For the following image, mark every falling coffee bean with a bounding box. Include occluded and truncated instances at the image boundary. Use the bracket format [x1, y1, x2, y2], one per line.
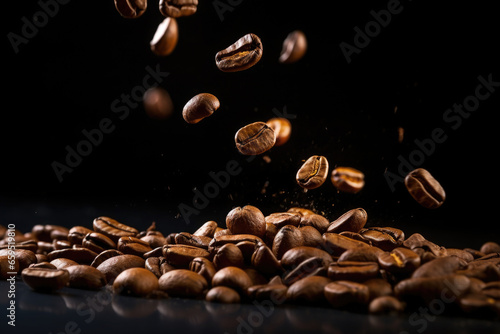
[404, 168, 446, 209]
[266, 117, 292, 146]
[330, 167, 365, 194]
[150, 17, 178, 56]
[235, 122, 276, 155]
[182, 93, 220, 124]
[114, 0, 147, 19]
[296, 155, 329, 190]
[215, 33, 263, 72]
[143, 87, 174, 120]
[279, 30, 307, 64]
[159, 0, 198, 18]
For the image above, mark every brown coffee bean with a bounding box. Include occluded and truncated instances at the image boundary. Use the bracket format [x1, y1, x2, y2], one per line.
[114, 0, 147, 18]
[405, 168, 446, 209]
[96, 254, 145, 284]
[174, 232, 211, 249]
[279, 30, 307, 64]
[213, 228, 232, 238]
[263, 223, 279, 248]
[162, 244, 210, 268]
[29, 262, 57, 269]
[251, 243, 283, 275]
[21, 267, 70, 291]
[66, 265, 107, 290]
[0, 249, 37, 271]
[247, 284, 288, 303]
[446, 248, 475, 262]
[328, 261, 379, 282]
[53, 239, 71, 250]
[189, 257, 217, 284]
[47, 248, 98, 265]
[330, 167, 365, 194]
[377, 247, 421, 275]
[296, 155, 329, 190]
[226, 205, 266, 238]
[50, 258, 79, 270]
[0, 255, 19, 279]
[182, 93, 220, 124]
[412, 256, 466, 278]
[113, 267, 159, 297]
[213, 243, 244, 270]
[209, 234, 263, 252]
[150, 17, 178, 57]
[140, 231, 166, 249]
[159, 269, 207, 298]
[299, 226, 323, 248]
[480, 241, 500, 255]
[338, 246, 383, 263]
[266, 118, 292, 146]
[369, 296, 405, 315]
[459, 293, 500, 317]
[403, 233, 447, 257]
[215, 33, 263, 72]
[35, 254, 48, 263]
[324, 281, 370, 308]
[68, 226, 93, 245]
[395, 274, 470, 304]
[287, 207, 316, 216]
[272, 225, 304, 259]
[359, 227, 405, 251]
[286, 276, 331, 304]
[364, 278, 393, 301]
[322, 233, 371, 257]
[90, 249, 123, 268]
[0, 240, 38, 253]
[265, 212, 301, 228]
[145, 257, 162, 278]
[327, 208, 367, 234]
[206, 286, 241, 304]
[37, 241, 54, 254]
[159, 0, 198, 18]
[143, 87, 174, 120]
[235, 241, 257, 264]
[193, 221, 218, 238]
[82, 232, 117, 254]
[280, 246, 333, 269]
[32, 224, 68, 242]
[93, 217, 138, 243]
[243, 268, 268, 286]
[50, 228, 69, 241]
[235, 122, 276, 155]
[298, 214, 330, 234]
[283, 257, 328, 285]
[212, 266, 253, 294]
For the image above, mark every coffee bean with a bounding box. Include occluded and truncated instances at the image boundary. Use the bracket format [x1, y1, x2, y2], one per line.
[330, 167, 365, 194]
[272, 225, 304, 259]
[279, 30, 307, 64]
[446, 248, 475, 263]
[175, 232, 211, 249]
[162, 244, 210, 268]
[213, 243, 244, 270]
[412, 256, 467, 278]
[324, 281, 370, 308]
[143, 87, 174, 120]
[405, 168, 446, 209]
[287, 207, 316, 217]
[338, 246, 383, 263]
[377, 247, 421, 275]
[0, 249, 37, 271]
[140, 231, 166, 249]
[0, 255, 19, 279]
[364, 278, 393, 301]
[82, 232, 117, 254]
[206, 286, 241, 304]
[328, 261, 379, 282]
[209, 234, 263, 252]
[235, 241, 256, 264]
[247, 283, 288, 303]
[159, 0, 198, 18]
[459, 293, 500, 318]
[287, 276, 331, 304]
[114, 0, 147, 18]
[182, 93, 220, 124]
[68, 226, 94, 245]
[93, 217, 138, 243]
[113, 267, 159, 297]
[235, 122, 276, 155]
[21, 267, 70, 291]
[159, 269, 208, 298]
[29, 262, 57, 270]
[283, 257, 328, 285]
[212, 266, 253, 295]
[327, 208, 367, 234]
[251, 243, 283, 275]
[299, 226, 323, 248]
[395, 274, 470, 304]
[53, 239, 71, 250]
[47, 248, 98, 265]
[50, 258, 79, 270]
[90, 249, 123, 268]
[215, 33, 263, 72]
[145, 257, 162, 278]
[280, 246, 333, 269]
[296, 155, 329, 190]
[403, 233, 447, 257]
[226, 205, 266, 238]
[480, 241, 500, 255]
[265, 212, 301, 228]
[322, 233, 371, 257]
[96, 254, 145, 284]
[150, 17, 178, 56]
[368, 296, 405, 315]
[298, 213, 330, 234]
[66, 264, 107, 290]
[266, 117, 292, 146]
[32, 224, 68, 242]
[189, 257, 217, 284]
[193, 221, 218, 238]
[359, 227, 405, 251]
[0, 240, 37, 253]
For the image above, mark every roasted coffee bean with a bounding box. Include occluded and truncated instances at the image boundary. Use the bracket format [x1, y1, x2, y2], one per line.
[446, 248, 475, 262]
[50, 228, 69, 241]
[247, 283, 288, 303]
[0, 240, 37, 253]
[283, 257, 328, 285]
[235, 241, 257, 264]
[163, 244, 210, 268]
[265, 212, 301, 228]
[377, 247, 420, 275]
[143, 87, 174, 120]
[324, 281, 370, 308]
[213, 228, 231, 238]
[368, 296, 405, 315]
[459, 293, 500, 318]
[480, 241, 500, 255]
[150, 17, 178, 57]
[68, 226, 94, 245]
[0, 255, 19, 279]
[140, 231, 166, 249]
[299, 226, 323, 248]
[266, 117, 291, 146]
[114, 0, 147, 18]
[298, 214, 330, 234]
[66, 265, 107, 290]
[82, 232, 117, 254]
[404, 234, 447, 259]
[145, 257, 162, 278]
[175, 232, 211, 249]
[96, 254, 145, 284]
[328, 261, 379, 282]
[226, 205, 266, 238]
[209, 234, 263, 252]
[160, 257, 176, 275]
[32, 224, 68, 242]
[359, 227, 404, 251]
[159, 0, 198, 18]
[235, 122, 276, 155]
[338, 246, 383, 263]
[29, 262, 57, 269]
[53, 239, 71, 250]
[37, 241, 54, 254]
[212, 266, 253, 294]
[0, 248, 37, 271]
[50, 258, 79, 270]
[35, 254, 48, 263]
[93, 217, 138, 243]
[113, 267, 159, 297]
[330, 167, 365, 194]
[182, 93, 220, 124]
[251, 243, 283, 275]
[47, 248, 98, 265]
[287, 207, 316, 217]
[279, 30, 307, 64]
[193, 221, 218, 238]
[296, 155, 329, 189]
[21, 267, 70, 291]
[456, 265, 500, 282]
[213, 243, 244, 270]
[159, 269, 207, 298]
[280, 246, 333, 269]
[215, 33, 263, 72]
[90, 249, 123, 268]
[404, 168, 446, 209]
[243, 267, 268, 285]
[483, 282, 500, 299]
[322, 233, 371, 257]
[206, 286, 241, 304]
[287, 276, 331, 304]
[364, 278, 393, 301]
[411, 256, 466, 278]
[327, 208, 367, 234]
[272, 225, 304, 259]
[263, 223, 279, 248]
[189, 257, 217, 284]
[395, 274, 470, 304]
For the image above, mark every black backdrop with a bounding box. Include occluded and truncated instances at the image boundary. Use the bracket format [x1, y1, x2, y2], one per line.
[3, 0, 500, 248]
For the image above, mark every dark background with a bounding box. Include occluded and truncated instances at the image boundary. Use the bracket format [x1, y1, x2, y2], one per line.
[3, 0, 500, 249]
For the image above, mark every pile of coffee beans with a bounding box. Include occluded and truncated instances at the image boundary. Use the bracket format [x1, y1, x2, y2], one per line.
[1, 208, 499, 320]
